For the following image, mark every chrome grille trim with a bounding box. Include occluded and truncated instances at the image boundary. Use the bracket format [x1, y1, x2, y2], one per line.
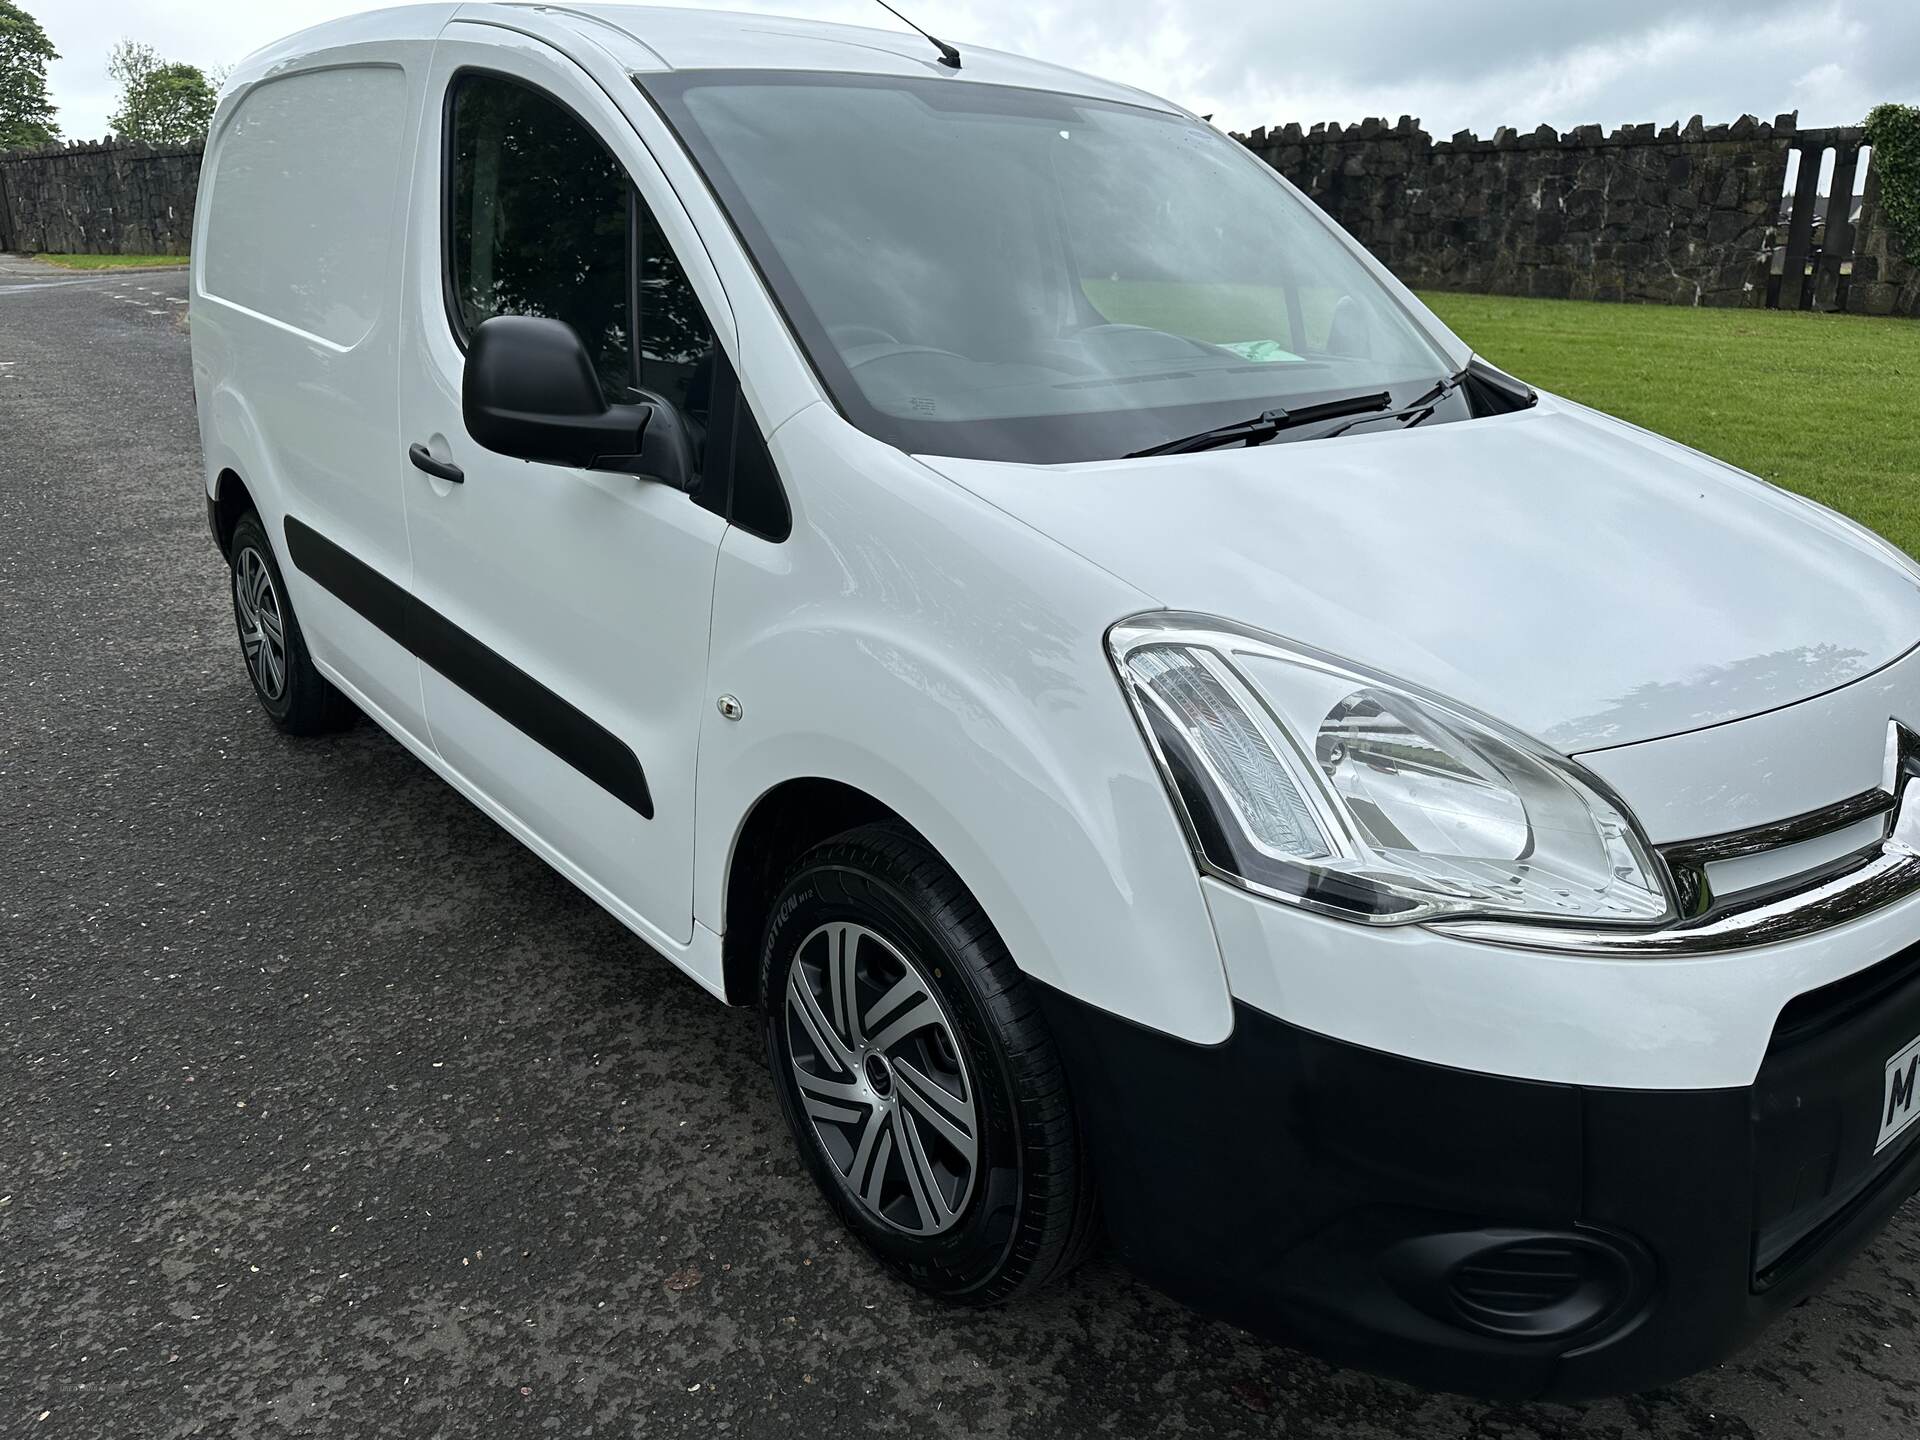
[1661, 789, 1895, 870]
[1664, 792, 1895, 923]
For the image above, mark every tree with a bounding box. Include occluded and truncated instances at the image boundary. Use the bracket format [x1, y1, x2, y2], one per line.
[107, 38, 217, 145]
[107, 39, 159, 93]
[0, 0, 60, 148]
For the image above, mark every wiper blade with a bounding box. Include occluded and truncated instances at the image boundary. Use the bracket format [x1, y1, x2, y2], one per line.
[1323, 372, 1463, 439]
[1125, 391, 1392, 458]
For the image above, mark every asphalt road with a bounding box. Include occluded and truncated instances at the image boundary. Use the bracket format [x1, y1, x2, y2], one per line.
[5, 253, 1920, 1439]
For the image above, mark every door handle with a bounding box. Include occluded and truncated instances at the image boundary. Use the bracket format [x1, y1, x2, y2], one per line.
[408, 443, 464, 484]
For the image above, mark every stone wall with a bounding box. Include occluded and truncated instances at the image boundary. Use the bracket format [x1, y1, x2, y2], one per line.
[1848, 148, 1920, 318]
[0, 138, 202, 256]
[1239, 114, 1919, 317]
[2, 118, 1914, 317]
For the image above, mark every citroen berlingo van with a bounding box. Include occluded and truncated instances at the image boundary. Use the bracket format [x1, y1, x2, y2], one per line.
[192, 3, 1920, 1399]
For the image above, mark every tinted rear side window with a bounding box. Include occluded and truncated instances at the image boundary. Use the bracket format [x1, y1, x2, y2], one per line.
[202, 65, 408, 347]
[447, 73, 632, 400]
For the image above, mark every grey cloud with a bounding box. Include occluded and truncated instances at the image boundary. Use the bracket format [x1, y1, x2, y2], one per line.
[35, 0, 1920, 145]
[964, 0, 1917, 135]
[1188, 0, 1810, 94]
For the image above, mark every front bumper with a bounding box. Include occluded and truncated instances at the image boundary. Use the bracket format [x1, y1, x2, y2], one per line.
[1038, 939, 1920, 1399]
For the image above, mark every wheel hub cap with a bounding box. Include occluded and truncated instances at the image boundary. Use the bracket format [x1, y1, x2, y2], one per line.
[784, 922, 979, 1235]
[234, 547, 287, 701]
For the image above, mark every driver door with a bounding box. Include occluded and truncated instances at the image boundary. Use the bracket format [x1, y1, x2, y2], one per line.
[397, 32, 732, 947]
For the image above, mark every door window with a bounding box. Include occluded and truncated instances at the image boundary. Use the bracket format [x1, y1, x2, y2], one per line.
[635, 203, 716, 430]
[447, 72, 634, 400]
[443, 71, 729, 488]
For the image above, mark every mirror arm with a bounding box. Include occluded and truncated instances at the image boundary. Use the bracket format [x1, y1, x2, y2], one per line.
[580, 402, 656, 472]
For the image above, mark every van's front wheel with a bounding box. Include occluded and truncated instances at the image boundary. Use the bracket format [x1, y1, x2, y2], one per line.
[761, 823, 1096, 1304]
[226, 512, 357, 734]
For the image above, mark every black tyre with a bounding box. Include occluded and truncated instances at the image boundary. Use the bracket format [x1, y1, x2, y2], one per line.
[761, 822, 1096, 1303]
[226, 512, 357, 735]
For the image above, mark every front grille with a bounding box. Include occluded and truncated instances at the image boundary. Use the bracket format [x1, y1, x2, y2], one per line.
[1660, 788, 1893, 923]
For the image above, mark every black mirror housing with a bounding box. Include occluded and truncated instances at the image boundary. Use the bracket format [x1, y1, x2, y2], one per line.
[463, 315, 690, 489]
[628, 396, 696, 490]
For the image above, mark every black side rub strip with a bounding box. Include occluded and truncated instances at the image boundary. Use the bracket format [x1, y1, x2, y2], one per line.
[282, 516, 654, 819]
[285, 515, 412, 647]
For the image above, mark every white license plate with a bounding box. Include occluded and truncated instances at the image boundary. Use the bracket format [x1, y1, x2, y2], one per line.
[1879, 1035, 1920, 1154]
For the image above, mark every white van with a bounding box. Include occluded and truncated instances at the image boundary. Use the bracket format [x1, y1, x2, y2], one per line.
[192, 4, 1920, 1399]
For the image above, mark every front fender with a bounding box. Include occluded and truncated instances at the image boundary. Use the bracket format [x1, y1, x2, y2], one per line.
[695, 406, 1234, 1044]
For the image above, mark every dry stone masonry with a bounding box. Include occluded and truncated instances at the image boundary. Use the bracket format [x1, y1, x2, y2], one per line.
[1, 118, 1914, 316]
[1240, 113, 1919, 317]
[0, 138, 201, 256]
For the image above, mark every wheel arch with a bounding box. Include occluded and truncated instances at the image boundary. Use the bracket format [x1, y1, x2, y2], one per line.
[719, 776, 920, 1007]
[199, 382, 283, 529]
[209, 467, 256, 558]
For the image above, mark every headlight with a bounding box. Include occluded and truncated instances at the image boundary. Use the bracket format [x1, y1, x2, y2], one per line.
[1111, 614, 1672, 927]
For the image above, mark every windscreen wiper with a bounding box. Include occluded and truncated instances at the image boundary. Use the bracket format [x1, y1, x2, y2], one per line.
[1125, 390, 1392, 458]
[1322, 373, 1463, 439]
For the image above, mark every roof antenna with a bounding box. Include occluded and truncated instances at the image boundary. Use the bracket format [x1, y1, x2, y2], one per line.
[873, 0, 961, 69]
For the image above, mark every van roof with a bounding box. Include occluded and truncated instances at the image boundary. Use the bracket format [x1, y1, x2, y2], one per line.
[515, 4, 1169, 106]
[230, 4, 1181, 116]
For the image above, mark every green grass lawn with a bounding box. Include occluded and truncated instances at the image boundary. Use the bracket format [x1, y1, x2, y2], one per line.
[34, 253, 188, 270]
[1419, 292, 1920, 555]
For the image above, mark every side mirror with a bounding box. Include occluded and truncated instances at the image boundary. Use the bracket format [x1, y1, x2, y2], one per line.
[462, 315, 692, 489]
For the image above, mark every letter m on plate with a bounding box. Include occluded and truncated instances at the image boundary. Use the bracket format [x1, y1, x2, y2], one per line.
[1879, 1036, 1920, 1154]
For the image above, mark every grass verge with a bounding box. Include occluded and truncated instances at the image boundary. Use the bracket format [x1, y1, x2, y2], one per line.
[1420, 291, 1920, 555]
[33, 253, 188, 271]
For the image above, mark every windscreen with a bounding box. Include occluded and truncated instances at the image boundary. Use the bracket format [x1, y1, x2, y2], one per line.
[646, 71, 1458, 463]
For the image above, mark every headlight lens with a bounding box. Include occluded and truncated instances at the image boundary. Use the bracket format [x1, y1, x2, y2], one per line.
[1113, 615, 1672, 927]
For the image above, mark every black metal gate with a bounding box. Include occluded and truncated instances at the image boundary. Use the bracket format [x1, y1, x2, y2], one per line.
[1767, 126, 1872, 311]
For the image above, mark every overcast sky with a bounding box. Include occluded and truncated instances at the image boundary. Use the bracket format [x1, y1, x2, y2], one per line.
[37, 0, 1920, 144]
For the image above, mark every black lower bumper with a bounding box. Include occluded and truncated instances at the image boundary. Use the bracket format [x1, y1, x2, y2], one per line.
[1037, 940, 1920, 1400]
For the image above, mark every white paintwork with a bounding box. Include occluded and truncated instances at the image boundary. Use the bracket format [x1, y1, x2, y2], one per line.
[535, 2, 1169, 104]
[1207, 874, 1920, 1089]
[396, 23, 732, 947]
[192, 7, 455, 742]
[692, 402, 1232, 1042]
[917, 401, 1920, 754]
[201, 66, 407, 348]
[193, 4, 1920, 1080]
[1581, 641, 1920, 841]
